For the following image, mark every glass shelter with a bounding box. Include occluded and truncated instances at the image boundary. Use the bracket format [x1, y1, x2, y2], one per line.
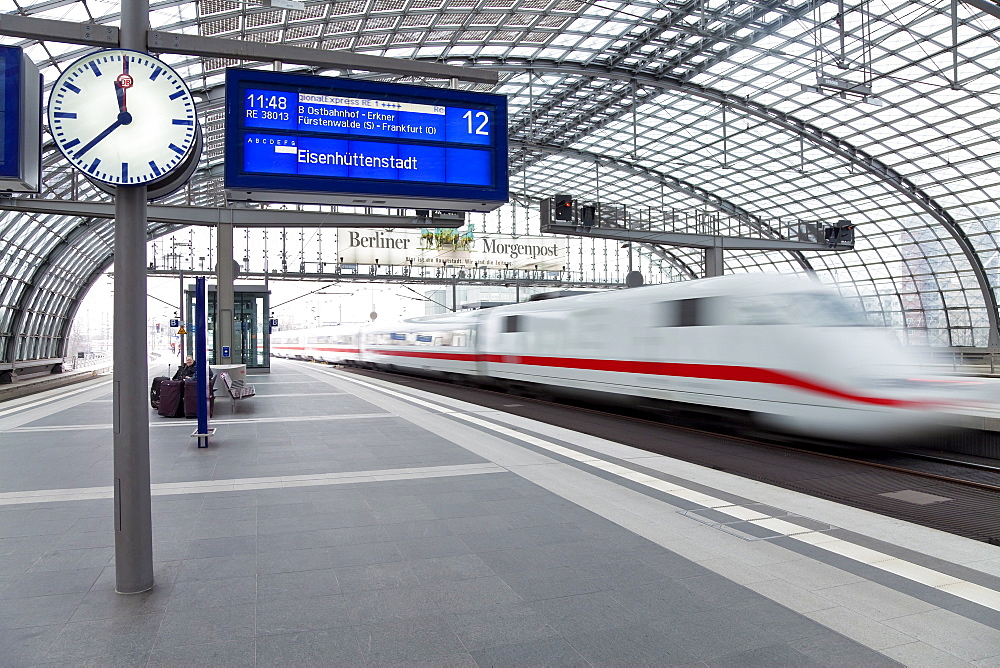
[185, 283, 271, 371]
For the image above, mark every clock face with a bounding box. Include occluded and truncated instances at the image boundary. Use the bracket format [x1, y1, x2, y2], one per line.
[48, 49, 198, 186]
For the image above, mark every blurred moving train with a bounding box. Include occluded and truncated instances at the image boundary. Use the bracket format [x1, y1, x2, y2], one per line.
[272, 274, 995, 443]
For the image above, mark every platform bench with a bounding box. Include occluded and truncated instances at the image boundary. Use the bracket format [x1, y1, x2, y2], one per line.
[219, 371, 255, 411]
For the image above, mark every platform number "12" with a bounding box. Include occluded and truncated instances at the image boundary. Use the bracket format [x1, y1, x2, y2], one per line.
[462, 111, 489, 136]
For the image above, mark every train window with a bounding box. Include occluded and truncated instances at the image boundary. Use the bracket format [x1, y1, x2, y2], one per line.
[657, 298, 707, 326]
[678, 299, 701, 326]
[731, 293, 872, 326]
[657, 298, 712, 326]
[792, 293, 873, 326]
[730, 295, 790, 325]
[503, 315, 521, 333]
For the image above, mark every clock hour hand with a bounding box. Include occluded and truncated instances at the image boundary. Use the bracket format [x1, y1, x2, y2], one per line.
[75, 114, 131, 159]
[115, 57, 129, 113]
[115, 80, 126, 114]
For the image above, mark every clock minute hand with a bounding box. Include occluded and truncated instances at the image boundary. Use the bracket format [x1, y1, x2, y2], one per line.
[75, 118, 125, 159]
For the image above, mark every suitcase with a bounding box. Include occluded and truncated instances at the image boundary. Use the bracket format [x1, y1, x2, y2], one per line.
[183, 378, 214, 418]
[150, 376, 168, 409]
[157, 379, 184, 418]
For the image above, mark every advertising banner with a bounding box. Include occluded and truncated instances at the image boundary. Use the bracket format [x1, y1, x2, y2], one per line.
[337, 228, 565, 270]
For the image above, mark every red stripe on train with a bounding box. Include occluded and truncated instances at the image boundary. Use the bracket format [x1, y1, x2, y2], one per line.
[365, 348, 929, 408]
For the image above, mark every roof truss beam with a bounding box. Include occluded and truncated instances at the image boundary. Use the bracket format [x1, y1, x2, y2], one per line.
[512, 140, 815, 274]
[0, 199, 465, 229]
[0, 14, 496, 84]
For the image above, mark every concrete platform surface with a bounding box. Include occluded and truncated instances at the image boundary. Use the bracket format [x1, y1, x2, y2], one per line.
[0, 358, 999, 666]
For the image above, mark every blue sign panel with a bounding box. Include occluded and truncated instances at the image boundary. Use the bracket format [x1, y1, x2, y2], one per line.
[221, 346, 231, 358]
[225, 69, 508, 211]
[169, 318, 180, 327]
[0, 48, 16, 179]
[0, 46, 40, 192]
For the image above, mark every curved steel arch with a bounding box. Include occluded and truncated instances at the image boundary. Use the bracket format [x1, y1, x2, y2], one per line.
[58, 256, 116, 358]
[511, 139, 817, 277]
[8, 212, 191, 363]
[2, 215, 105, 365]
[486, 61, 1000, 345]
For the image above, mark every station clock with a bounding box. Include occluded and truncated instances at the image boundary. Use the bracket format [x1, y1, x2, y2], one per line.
[48, 49, 199, 188]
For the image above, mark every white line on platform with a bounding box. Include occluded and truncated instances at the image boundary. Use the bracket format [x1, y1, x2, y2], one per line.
[5, 412, 399, 433]
[0, 462, 504, 506]
[316, 365, 1000, 615]
[251, 391, 349, 398]
[0, 379, 111, 418]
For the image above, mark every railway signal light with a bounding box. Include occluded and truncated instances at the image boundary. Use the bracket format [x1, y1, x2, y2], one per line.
[554, 195, 574, 221]
[824, 220, 855, 247]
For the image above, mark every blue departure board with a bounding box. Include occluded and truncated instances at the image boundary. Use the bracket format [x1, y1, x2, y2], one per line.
[0, 46, 40, 192]
[225, 70, 508, 211]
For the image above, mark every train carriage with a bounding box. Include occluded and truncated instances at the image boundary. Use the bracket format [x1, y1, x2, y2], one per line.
[361, 311, 481, 379]
[272, 275, 996, 443]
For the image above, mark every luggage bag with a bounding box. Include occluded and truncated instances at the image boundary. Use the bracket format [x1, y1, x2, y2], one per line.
[183, 378, 214, 418]
[157, 379, 184, 418]
[150, 376, 169, 409]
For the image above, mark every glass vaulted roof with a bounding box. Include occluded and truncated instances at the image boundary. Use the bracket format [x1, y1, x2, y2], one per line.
[2, 0, 1000, 362]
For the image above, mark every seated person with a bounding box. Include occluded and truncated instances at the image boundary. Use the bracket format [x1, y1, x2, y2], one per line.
[173, 356, 196, 380]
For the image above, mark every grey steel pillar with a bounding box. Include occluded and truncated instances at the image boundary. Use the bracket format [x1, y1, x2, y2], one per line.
[113, 186, 153, 593]
[178, 270, 185, 360]
[704, 245, 724, 278]
[114, 0, 154, 594]
[217, 222, 234, 363]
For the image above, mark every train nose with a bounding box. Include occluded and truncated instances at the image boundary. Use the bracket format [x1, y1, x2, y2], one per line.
[856, 372, 1000, 411]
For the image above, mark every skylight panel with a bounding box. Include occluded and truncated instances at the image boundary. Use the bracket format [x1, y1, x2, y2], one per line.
[594, 20, 630, 36]
[567, 17, 600, 32]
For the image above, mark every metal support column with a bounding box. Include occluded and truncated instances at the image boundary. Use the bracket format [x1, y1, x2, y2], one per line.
[178, 270, 185, 360]
[193, 277, 213, 448]
[217, 222, 234, 363]
[113, 188, 153, 592]
[113, 0, 154, 595]
[704, 245, 724, 278]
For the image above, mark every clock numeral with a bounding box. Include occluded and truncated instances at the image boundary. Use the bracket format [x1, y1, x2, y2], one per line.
[150, 66, 163, 81]
[168, 143, 185, 155]
[172, 119, 194, 126]
[54, 112, 77, 119]
[89, 62, 102, 77]
[122, 163, 129, 182]
[64, 138, 80, 150]
[149, 161, 161, 177]
[64, 82, 81, 94]
[169, 90, 185, 101]
[87, 158, 101, 174]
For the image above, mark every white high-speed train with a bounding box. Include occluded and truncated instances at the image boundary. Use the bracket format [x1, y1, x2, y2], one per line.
[272, 274, 993, 443]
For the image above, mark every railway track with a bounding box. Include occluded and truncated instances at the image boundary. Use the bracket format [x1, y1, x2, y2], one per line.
[333, 364, 1000, 544]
